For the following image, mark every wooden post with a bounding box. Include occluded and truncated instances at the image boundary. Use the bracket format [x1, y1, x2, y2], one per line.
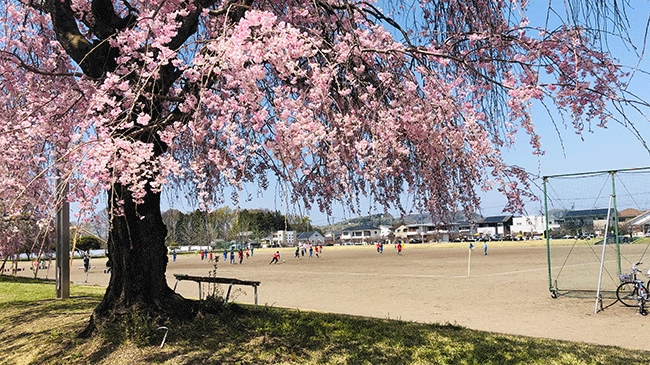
[225, 283, 233, 303]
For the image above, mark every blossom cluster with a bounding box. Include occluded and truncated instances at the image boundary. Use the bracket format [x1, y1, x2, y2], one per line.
[0, 0, 631, 254]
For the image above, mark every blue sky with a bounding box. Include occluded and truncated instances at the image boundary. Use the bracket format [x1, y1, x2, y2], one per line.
[161, 2, 650, 226]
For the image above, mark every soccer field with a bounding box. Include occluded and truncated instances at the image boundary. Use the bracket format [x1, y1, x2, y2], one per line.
[11, 242, 650, 351]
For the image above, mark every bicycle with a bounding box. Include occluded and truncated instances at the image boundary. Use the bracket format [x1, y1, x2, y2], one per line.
[616, 262, 649, 315]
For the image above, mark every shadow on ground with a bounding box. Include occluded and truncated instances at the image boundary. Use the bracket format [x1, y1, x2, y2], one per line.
[1, 277, 649, 364]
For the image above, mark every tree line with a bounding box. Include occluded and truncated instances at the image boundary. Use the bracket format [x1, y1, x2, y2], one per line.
[162, 207, 321, 248]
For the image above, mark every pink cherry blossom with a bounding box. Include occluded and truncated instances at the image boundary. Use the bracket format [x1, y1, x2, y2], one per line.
[0, 0, 642, 318]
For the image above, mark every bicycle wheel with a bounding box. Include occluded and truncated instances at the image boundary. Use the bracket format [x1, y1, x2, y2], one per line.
[617, 282, 639, 307]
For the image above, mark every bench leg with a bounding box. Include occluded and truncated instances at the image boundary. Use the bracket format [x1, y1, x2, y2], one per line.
[225, 283, 233, 304]
[254, 286, 258, 308]
[173, 280, 179, 292]
[198, 282, 202, 301]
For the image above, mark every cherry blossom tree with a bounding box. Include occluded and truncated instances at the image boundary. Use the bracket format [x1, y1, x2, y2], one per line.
[0, 0, 645, 333]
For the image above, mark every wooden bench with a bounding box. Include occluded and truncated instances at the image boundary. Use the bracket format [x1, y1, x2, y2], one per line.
[173, 274, 261, 307]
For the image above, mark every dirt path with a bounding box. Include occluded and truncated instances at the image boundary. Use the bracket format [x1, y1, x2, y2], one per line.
[12, 243, 650, 351]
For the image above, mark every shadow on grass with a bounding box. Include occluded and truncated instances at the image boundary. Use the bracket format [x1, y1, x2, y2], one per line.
[0, 295, 99, 327]
[1, 278, 649, 364]
[0, 275, 55, 284]
[141, 304, 650, 365]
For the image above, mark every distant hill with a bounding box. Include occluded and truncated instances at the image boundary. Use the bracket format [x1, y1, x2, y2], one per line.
[318, 213, 398, 233]
[317, 211, 483, 233]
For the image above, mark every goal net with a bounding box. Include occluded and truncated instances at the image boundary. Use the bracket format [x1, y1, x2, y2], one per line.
[544, 167, 650, 299]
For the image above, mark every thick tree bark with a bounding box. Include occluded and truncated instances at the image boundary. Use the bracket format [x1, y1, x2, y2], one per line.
[81, 182, 196, 336]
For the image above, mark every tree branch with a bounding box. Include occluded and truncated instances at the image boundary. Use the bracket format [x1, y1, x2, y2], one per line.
[46, 0, 94, 67]
[91, 0, 136, 39]
[46, 0, 117, 78]
[167, 0, 220, 51]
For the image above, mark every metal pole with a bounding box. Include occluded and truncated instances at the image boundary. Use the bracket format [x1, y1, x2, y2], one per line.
[55, 175, 70, 300]
[611, 172, 622, 276]
[544, 177, 554, 295]
[595, 194, 613, 314]
[467, 243, 472, 277]
[543, 166, 650, 180]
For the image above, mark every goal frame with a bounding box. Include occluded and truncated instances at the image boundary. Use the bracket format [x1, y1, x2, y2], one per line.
[544, 166, 650, 299]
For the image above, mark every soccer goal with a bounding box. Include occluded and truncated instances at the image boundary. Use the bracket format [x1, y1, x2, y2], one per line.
[544, 167, 650, 301]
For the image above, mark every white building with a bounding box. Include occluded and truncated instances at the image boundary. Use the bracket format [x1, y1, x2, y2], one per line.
[272, 230, 295, 246]
[512, 215, 557, 237]
[393, 223, 451, 243]
[340, 225, 381, 243]
[393, 224, 409, 243]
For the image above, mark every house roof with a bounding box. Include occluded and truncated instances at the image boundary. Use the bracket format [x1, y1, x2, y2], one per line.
[619, 208, 643, 218]
[625, 210, 650, 226]
[405, 223, 439, 228]
[342, 225, 379, 231]
[480, 215, 513, 224]
[452, 220, 474, 227]
[563, 208, 611, 218]
[296, 231, 321, 240]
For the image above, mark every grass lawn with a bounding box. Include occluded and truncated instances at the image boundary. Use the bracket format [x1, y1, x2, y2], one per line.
[1, 275, 649, 364]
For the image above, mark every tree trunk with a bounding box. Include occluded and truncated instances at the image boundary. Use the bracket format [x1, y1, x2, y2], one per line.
[0, 255, 8, 275]
[81, 182, 195, 336]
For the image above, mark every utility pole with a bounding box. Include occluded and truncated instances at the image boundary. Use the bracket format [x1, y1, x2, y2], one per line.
[55, 175, 70, 299]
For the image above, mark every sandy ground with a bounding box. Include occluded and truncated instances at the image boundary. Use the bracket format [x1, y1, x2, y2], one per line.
[9, 243, 650, 351]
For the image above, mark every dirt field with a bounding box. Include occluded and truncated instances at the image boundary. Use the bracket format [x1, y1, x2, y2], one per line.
[9, 243, 650, 351]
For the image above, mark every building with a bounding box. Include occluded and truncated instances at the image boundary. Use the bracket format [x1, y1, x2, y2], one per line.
[401, 223, 452, 243]
[511, 215, 558, 237]
[340, 225, 381, 244]
[624, 210, 650, 236]
[324, 231, 341, 244]
[296, 231, 325, 245]
[560, 208, 611, 225]
[477, 215, 514, 237]
[379, 225, 393, 239]
[272, 230, 295, 246]
[618, 208, 643, 224]
[448, 220, 476, 241]
[393, 224, 409, 243]
[558, 208, 612, 235]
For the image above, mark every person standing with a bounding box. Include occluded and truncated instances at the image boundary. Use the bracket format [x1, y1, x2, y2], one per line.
[309, 246, 313, 258]
[173, 252, 177, 262]
[484, 242, 488, 256]
[397, 243, 402, 255]
[230, 250, 235, 264]
[238, 249, 244, 264]
[295, 247, 300, 259]
[315, 245, 319, 258]
[83, 255, 90, 283]
[223, 251, 228, 261]
[269, 251, 280, 264]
